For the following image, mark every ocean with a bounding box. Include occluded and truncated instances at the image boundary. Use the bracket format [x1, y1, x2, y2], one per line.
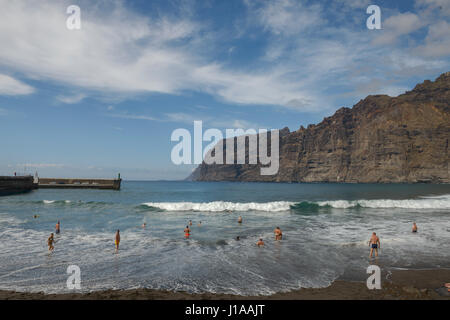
[0, 181, 449, 295]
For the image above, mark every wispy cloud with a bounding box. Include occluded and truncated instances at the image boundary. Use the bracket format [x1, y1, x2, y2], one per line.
[56, 93, 86, 104]
[14, 163, 66, 168]
[249, 0, 324, 36]
[106, 110, 263, 129]
[0, 0, 448, 112]
[107, 113, 159, 121]
[372, 12, 425, 46]
[0, 74, 34, 96]
[0, 0, 315, 110]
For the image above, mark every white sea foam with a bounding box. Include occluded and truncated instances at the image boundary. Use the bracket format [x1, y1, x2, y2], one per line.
[43, 200, 55, 204]
[142, 201, 295, 212]
[317, 194, 450, 209]
[142, 194, 450, 212]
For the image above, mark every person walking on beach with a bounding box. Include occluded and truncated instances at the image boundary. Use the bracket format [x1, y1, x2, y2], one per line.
[115, 230, 120, 253]
[47, 233, 55, 252]
[412, 222, 418, 233]
[274, 227, 282, 240]
[257, 238, 264, 247]
[368, 232, 380, 258]
[55, 221, 60, 234]
[184, 225, 191, 238]
[238, 216, 242, 224]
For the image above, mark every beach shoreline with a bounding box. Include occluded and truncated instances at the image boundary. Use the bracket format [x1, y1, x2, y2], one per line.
[1, 269, 449, 300]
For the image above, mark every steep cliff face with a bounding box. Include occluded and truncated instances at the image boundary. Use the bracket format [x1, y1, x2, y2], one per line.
[190, 72, 450, 183]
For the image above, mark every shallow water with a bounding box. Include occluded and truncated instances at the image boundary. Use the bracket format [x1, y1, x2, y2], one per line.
[0, 181, 449, 295]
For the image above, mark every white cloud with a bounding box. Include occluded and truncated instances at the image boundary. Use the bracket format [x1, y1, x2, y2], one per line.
[0, 0, 448, 113]
[107, 113, 159, 121]
[252, 0, 323, 36]
[107, 110, 263, 129]
[372, 12, 425, 46]
[56, 93, 86, 104]
[414, 20, 450, 57]
[0, 74, 34, 95]
[0, 0, 315, 110]
[16, 163, 66, 168]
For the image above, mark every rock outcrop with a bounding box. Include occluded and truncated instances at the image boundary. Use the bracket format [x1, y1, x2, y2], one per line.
[190, 72, 450, 183]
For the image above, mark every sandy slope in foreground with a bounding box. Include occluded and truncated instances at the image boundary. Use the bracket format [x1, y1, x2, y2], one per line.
[1, 269, 449, 300]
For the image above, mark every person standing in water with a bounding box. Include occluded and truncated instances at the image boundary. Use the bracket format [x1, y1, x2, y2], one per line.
[368, 232, 380, 258]
[412, 222, 418, 233]
[47, 233, 55, 252]
[55, 221, 60, 234]
[115, 230, 120, 253]
[197, 221, 202, 227]
[184, 225, 191, 238]
[189, 220, 193, 226]
[238, 216, 242, 224]
[274, 227, 283, 240]
[257, 238, 265, 247]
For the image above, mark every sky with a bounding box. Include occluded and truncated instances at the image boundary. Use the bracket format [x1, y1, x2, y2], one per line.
[0, 0, 449, 180]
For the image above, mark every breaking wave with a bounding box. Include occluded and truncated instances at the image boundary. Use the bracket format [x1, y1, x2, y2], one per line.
[317, 194, 450, 209]
[142, 194, 450, 212]
[142, 201, 295, 212]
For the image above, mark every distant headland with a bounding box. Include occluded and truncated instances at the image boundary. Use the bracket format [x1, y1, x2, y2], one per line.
[190, 72, 450, 183]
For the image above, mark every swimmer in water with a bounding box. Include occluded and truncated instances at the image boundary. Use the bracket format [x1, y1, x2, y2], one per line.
[141, 223, 146, 228]
[368, 232, 380, 258]
[47, 233, 55, 252]
[257, 238, 264, 247]
[189, 220, 193, 226]
[274, 227, 282, 240]
[412, 222, 418, 233]
[55, 221, 60, 234]
[236, 236, 240, 241]
[197, 221, 202, 227]
[238, 216, 242, 224]
[184, 225, 191, 238]
[115, 230, 120, 253]
[33, 214, 39, 219]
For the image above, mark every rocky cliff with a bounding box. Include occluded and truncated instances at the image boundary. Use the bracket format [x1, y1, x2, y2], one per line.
[190, 72, 450, 183]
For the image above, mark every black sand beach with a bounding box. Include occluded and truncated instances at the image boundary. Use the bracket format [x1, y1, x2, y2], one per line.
[1, 269, 449, 300]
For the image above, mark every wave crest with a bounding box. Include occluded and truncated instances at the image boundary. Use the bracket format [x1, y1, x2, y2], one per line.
[142, 195, 450, 212]
[142, 201, 295, 212]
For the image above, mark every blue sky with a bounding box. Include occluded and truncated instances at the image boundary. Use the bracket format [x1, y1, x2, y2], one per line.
[0, 0, 449, 180]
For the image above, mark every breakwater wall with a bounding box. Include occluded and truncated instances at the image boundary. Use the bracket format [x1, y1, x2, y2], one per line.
[0, 176, 38, 196]
[38, 178, 121, 190]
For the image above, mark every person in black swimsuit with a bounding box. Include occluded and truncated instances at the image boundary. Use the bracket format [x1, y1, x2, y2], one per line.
[369, 232, 380, 258]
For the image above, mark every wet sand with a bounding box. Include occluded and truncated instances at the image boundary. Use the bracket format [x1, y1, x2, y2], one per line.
[1, 269, 449, 300]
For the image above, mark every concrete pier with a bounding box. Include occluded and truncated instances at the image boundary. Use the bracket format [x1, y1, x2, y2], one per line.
[0, 176, 38, 196]
[38, 178, 122, 190]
